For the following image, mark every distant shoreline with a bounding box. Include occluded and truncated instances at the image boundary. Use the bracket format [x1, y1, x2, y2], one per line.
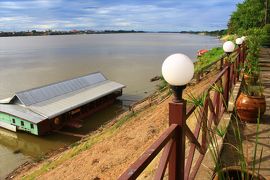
[0, 29, 226, 38]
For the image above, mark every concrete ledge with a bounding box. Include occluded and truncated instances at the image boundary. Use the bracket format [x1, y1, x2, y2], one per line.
[194, 81, 242, 179]
[228, 81, 242, 112]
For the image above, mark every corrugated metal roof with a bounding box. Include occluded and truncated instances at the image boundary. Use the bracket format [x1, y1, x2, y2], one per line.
[28, 80, 125, 119]
[0, 104, 46, 123]
[15, 72, 107, 106]
[0, 97, 13, 104]
[0, 72, 125, 123]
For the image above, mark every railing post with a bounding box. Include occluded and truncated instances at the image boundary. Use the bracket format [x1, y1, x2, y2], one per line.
[236, 47, 240, 81]
[168, 100, 186, 180]
[195, 71, 201, 83]
[242, 43, 246, 63]
[240, 44, 243, 65]
[220, 57, 224, 70]
[224, 63, 231, 109]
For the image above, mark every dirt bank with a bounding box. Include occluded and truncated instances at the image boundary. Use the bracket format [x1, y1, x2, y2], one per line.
[10, 68, 219, 180]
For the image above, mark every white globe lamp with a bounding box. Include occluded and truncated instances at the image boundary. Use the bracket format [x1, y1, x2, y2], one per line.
[235, 38, 243, 45]
[223, 41, 235, 53]
[162, 53, 194, 102]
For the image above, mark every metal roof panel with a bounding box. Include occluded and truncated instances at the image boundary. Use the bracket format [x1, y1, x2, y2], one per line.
[15, 72, 108, 106]
[0, 104, 46, 124]
[29, 80, 125, 119]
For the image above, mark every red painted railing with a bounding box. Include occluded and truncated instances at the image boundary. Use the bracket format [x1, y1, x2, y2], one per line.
[119, 44, 246, 180]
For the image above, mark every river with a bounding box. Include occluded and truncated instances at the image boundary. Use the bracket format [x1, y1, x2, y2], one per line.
[0, 33, 221, 178]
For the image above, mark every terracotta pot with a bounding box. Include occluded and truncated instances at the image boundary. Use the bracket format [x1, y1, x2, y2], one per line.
[236, 93, 266, 123]
[213, 166, 265, 180]
[243, 73, 259, 85]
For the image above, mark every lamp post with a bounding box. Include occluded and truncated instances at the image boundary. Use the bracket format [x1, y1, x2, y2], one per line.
[236, 37, 244, 66]
[162, 54, 194, 102]
[235, 38, 244, 81]
[241, 36, 246, 61]
[236, 38, 244, 46]
[223, 40, 235, 55]
[223, 41, 235, 107]
[220, 41, 235, 70]
[162, 53, 194, 180]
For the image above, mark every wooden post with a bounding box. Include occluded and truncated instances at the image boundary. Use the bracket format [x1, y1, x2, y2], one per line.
[243, 43, 246, 63]
[239, 44, 243, 67]
[195, 71, 200, 83]
[224, 63, 231, 109]
[220, 57, 224, 70]
[168, 101, 186, 180]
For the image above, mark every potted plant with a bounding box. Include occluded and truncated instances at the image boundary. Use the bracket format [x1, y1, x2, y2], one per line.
[243, 60, 259, 85]
[242, 29, 265, 85]
[236, 84, 266, 123]
[187, 85, 265, 179]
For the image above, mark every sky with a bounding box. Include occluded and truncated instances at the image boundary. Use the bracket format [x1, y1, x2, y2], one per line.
[0, 0, 244, 32]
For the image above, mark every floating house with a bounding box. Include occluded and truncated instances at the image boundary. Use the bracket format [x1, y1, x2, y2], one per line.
[0, 72, 125, 135]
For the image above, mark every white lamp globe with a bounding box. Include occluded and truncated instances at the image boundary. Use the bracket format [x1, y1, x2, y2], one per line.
[223, 41, 235, 53]
[162, 53, 194, 86]
[235, 38, 243, 45]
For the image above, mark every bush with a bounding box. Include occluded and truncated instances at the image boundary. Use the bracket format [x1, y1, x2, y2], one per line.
[262, 24, 270, 47]
[240, 28, 266, 75]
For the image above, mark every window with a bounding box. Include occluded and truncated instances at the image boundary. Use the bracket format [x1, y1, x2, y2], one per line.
[30, 124, 34, 129]
[12, 118, 15, 124]
[21, 121, 24, 126]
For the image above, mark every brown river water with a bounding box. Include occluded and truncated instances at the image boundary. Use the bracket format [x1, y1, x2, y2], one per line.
[0, 33, 221, 178]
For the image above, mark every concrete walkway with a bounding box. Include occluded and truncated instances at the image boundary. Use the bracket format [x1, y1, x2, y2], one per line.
[220, 48, 270, 178]
[242, 47, 270, 178]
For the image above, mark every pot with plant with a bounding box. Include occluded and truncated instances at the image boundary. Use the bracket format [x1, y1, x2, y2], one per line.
[236, 83, 266, 123]
[243, 60, 259, 85]
[242, 32, 263, 85]
[237, 31, 266, 123]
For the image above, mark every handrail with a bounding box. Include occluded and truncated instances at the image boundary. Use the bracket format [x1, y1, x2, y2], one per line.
[197, 54, 225, 72]
[118, 124, 178, 180]
[119, 43, 246, 180]
[194, 46, 241, 83]
[186, 65, 229, 119]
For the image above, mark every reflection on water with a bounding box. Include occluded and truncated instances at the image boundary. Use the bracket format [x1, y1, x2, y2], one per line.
[0, 33, 221, 178]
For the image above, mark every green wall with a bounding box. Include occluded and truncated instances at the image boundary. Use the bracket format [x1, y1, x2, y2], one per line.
[0, 112, 38, 135]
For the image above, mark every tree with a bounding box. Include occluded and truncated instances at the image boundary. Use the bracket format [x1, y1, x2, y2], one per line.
[228, 0, 266, 34]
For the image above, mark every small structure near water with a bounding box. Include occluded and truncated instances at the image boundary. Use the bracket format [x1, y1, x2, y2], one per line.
[197, 49, 208, 57]
[0, 72, 125, 135]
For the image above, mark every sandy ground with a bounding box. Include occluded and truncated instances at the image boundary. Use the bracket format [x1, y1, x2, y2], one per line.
[12, 68, 219, 180]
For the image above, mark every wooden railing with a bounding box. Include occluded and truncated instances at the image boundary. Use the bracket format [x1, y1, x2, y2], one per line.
[194, 44, 246, 83]
[119, 44, 246, 180]
[194, 54, 226, 82]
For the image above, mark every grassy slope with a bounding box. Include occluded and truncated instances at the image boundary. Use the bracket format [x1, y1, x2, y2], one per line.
[195, 47, 224, 72]
[21, 112, 138, 179]
[16, 69, 220, 179]
[15, 46, 225, 180]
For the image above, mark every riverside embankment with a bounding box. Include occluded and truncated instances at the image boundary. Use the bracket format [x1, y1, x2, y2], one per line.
[0, 33, 221, 179]
[9, 65, 220, 179]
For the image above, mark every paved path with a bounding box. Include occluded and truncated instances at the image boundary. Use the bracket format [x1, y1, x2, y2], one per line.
[221, 48, 270, 179]
[242, 48, 270, 178]
[220, 48, 270, 178]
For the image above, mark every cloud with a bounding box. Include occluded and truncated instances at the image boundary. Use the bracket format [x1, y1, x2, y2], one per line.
[0, 0, 244, 31]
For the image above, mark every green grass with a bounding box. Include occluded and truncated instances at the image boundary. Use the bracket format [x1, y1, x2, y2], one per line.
[195, 47, 224, 73]
[220, 34, 237, 41]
